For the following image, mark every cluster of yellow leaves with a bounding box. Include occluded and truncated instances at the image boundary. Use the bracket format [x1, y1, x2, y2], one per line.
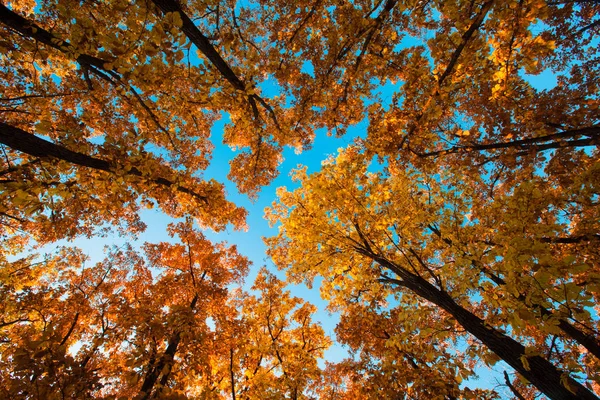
[267, 142, 599, 397]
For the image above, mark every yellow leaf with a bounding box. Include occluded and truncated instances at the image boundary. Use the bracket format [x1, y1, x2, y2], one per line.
[520, 355, 531, 371]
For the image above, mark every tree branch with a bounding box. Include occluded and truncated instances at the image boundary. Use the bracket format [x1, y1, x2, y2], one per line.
[149, 0, 279, 129]
[0, 121, 208, 203]
[415, 125, 600, 157]
[138, 293, 199, 399]
[0, 4, 176, 146]
[503, 371, 527, 400]
[399, 0, 494, 149]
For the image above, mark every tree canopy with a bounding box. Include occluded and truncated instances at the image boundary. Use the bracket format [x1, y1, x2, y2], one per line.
[1, 0, 599, 398]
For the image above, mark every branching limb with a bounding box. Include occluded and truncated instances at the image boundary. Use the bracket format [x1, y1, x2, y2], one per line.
[415, 125, 600, 158]
[0, 121, 209, 203]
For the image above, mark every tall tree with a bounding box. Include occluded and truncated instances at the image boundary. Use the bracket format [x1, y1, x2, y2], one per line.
[212, 268, 331, 400]
[0, 2, 251, 244]
[0, 0, 317, 198]
[0, 223, 330, 398]
[266, 147, 600, 399]
[264, 0, 599, 396]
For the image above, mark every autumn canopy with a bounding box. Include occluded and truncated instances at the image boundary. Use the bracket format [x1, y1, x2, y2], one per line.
[0, 0, 599, 398]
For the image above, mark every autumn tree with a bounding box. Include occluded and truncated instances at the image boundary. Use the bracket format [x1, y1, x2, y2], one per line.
[0, 223, 245, 398]
[206, 268, 331, 400]
[1, 1, 254, 245]
[0, 0, 323, 202]
[266, 147, 599, 399]
[0, 221, 330, 399]
[310, 302, 500, 399]
[262, 0, 599, 398]
[246, 0, 598, 165]
[1, 0, 597, 223]
[0, 0, 333, 397]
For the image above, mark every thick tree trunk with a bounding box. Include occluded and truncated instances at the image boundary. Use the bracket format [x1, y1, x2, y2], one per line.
[149, 0, 245, 91]
[429, 226, 600, 360]
[555, 317, 600, 360]
[0, 122, 207, 202]
[138, 332, 182, 400]
[369, 254, 599, 400]
[138, 294, 199, 399]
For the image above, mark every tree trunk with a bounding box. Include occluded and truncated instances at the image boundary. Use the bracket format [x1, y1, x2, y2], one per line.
[138, 294, 199, 399]
[369, 254, 599, 400]
[0, 122, 207, 202]
[0, 4, 108, 71]
[430, 226, 600, 360]
[149, 0, 245, 91]
[481, 264, 600, 359]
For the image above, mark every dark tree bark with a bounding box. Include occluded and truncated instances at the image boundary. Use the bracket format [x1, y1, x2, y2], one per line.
[504, 371, 527, 400]
[479, 261, 600, 361]
[149, 0, 278, 125]
[149, 0, 245, 91]
[428, 225, 600, 359]
[414, 125, 600, 157]
[0, 122, 208, 202]
[399, 0, 493, 149]
[0, 4, 107, 71]
[138, 294, 199, 400]
[0, 5, 176, 140]
[359, 247, 599, 400]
